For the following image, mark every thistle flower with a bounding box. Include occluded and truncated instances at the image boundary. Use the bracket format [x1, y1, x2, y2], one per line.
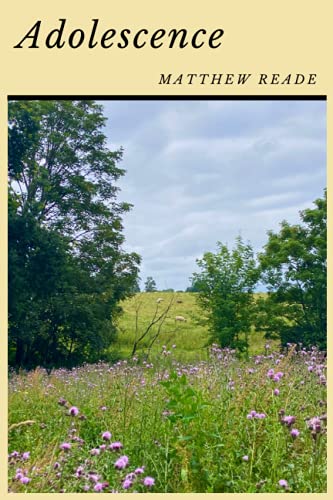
[122, 479, 133, 489]
[69, 406, 79, 416]
[281, 415, 295, 427]
[290, 428, 300, 438]
[20, 476, 31, 484]
[94, 482, 104, 492]
[109, 441, 123, 451]
[135, 467, 145, 475]
[90, 448, 100, 456]
[114, 456, 129, 469]
[22, 452, 30, 460]
[143, 476, 155, 487]
[278, 479, 288, 488]
[60, 442, 71, 451]
[102, 431, 112, 441]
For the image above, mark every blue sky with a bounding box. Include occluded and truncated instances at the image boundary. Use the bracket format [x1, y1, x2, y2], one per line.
[102, 100, 326, 291]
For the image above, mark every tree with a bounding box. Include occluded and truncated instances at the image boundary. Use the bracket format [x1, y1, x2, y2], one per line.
[8, 100, 141, 368]
[258, 190, 327, 349]
[191, 237, 259, 351]
[144, 276, 157, 292]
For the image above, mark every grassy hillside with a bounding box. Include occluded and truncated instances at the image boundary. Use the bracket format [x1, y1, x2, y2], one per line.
[113, 292, 278, 362]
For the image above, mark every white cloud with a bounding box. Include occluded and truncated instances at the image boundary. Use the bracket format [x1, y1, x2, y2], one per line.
[102, 100, 326, 290]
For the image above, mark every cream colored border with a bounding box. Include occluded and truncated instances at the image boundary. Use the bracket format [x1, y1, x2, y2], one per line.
[0, 0, 331, 498]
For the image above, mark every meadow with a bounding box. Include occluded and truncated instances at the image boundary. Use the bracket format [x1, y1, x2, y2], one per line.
[8, 293, 327, 493]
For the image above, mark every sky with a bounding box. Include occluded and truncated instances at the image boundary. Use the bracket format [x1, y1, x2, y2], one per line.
[102, 100, 326, 291]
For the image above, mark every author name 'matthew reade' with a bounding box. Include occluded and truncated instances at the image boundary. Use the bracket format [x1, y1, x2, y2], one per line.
[158, 73, 317, 85]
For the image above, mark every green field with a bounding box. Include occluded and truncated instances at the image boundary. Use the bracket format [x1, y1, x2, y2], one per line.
[113, 291, 276, 362]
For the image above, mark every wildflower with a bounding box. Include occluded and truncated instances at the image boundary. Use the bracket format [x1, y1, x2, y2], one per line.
[307, 416, 322, 433]
[15, 472, 24, 480]
[278, 479, 288, 488]
[20, 477, 31, 484]
[88, 473, 100, 483]
[256, 413, 266, 419]
[281, 415, 295, 427]
[94, 482, 104, 492]
[100, 406, 107, 411]
[109, 441, 123, 451]
[69, 406, 79, 416]
[60, 442, 71, 451]
[58, 397, 67, 406]
[90, 448, 100, 456]
[290, 428, 300, 438]
[115, 457, 128, 469]
[126, 473, 136, 481]
[122, 479, 133, 489]
[135, 467, 145, 475]
[242, 455, 249, 461]
[102, 431, 112, 441]
[274, 388, 280, 396]
[99, 444, 106, 451]
[267, 369, 275, 379]
[143, 476, 155, 487]
[75, 466, 84, 478]
[22, 452, 30, 460]
[53, 462, 60, 469]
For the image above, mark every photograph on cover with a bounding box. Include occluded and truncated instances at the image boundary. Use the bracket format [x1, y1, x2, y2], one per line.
[8, 98, 327, 493]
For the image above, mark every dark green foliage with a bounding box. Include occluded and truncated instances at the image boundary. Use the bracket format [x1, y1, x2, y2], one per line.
[144, 276, 157, 292]
[191, 237, 259, 351]
[8, 100, 140, 368]
[257, 191, 327, 349]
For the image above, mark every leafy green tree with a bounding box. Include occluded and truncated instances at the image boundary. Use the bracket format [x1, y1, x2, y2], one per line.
[8, 100, 141, 368]
[191, 237, 259, 351]
[144, 276, 157, 292]
[258, 190, 327, 349]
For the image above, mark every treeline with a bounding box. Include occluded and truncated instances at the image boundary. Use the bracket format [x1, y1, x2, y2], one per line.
[191, 191, 327, 352]
[8, 100, 140, 369]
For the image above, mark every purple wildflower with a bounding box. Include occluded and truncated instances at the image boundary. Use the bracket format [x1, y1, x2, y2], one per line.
[102, 431, 112, 441]
[135, 467, 145, 475]
[274, 388, 280, 396]
[278, 479, 288, 488]
[60, 442, 71, 450]
[69, 406, 79, 416]
[90, 448, 100, 456]
[20, 476, 31, 484]
[307, 416, 322, 434]
[58, 397, 67, 406]
[122, 479, 133, 489]
[88, 473, 100, 483]
[22, 452, 30, 460]
[242, 455, 249, 461]
[109, 441, 123, 451]
[114, 456, 129, 469]
[290, 428, 300, 438]
[94, 482, 104, 492]
[15, 472, 24, 480]
[143, 476, 155, 487]
[281, 415, 296, 427]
